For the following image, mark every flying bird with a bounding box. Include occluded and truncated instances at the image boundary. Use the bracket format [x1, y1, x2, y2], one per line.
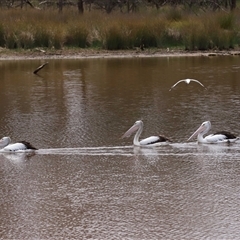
[0, 137, 37, 152]
[187, 121, 239, 144]
[169, 78, 205, 91]
[121, 120, 171, 147]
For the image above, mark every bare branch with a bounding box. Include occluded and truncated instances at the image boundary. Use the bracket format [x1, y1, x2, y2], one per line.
[33, 62, 48, 74]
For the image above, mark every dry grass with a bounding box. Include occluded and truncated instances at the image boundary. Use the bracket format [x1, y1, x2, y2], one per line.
[0, 8, 239, 50]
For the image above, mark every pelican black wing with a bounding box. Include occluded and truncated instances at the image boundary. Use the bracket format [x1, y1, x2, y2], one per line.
[214, 131, 237, 139]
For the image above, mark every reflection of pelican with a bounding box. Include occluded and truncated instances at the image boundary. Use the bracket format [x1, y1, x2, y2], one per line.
[169, 78, 205, 91]
[197, 143, 233, 153]
[121, 120, 171, 147]
[0, 137, 37, 152]
[133, 146, 159, 156]
[2, 152, 35, 161]
[188, 121, 239, 144]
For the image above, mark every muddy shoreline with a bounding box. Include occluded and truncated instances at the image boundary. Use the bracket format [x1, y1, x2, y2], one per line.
[1, 48, 240, 60]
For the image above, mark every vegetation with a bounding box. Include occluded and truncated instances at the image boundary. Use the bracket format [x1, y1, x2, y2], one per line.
[0, 0, 237, 14]
[0, 4, 239, 51]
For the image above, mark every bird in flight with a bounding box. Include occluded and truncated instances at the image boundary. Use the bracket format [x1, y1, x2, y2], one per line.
[169, 78, 206, 91]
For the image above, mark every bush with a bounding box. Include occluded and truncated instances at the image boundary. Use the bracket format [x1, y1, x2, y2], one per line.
[0, 9, 239, 51]
[0, 24, 5, 47]
[65, 25, 89, 48]
[105, 26, 128, 50]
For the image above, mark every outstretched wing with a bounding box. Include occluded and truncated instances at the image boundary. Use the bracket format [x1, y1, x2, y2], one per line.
[189, 79, 205, 88]
[169, 80, 185, 91]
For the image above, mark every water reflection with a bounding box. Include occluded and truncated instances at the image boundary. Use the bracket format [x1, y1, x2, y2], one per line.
[0, 56, 240, 239]
[1, 152, 35, 162]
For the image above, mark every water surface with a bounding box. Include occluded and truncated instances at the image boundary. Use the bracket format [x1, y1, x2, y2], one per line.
[0, 55, 240, 239]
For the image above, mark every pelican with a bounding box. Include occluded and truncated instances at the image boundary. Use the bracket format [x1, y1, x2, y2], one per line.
[0, 137, 37, 152]
[187, 121, 239, 144]
[169, 78, 205, 91]
[121, 120, 171, 147]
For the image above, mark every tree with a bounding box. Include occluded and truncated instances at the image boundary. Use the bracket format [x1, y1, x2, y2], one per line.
[78, 0, 84, 13]
[230, 0, 236, 10]
[58, 0, 63, 12]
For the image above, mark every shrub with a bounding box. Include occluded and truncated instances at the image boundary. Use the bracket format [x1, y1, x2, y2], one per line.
[0, 8, 239, 51]
[105, 25, 128, 50]
[0, 24, 5, 47]
[34, 26, 51, 48]
[65, 25, 89, 48]
[217, 13, 235, 30]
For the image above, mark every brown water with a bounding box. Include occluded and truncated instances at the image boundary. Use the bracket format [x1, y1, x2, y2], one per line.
[0, 55, 240, 239]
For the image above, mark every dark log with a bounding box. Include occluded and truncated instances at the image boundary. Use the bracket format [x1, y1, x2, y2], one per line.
[33, 62, 48, 74]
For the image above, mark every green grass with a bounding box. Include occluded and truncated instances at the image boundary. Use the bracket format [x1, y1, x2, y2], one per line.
[0, 8, 239, 51]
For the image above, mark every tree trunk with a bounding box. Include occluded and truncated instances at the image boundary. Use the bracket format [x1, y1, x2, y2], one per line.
[78, 0, 84, 14]
[230, 0, 236, 10]
[58, 0, 63, 13]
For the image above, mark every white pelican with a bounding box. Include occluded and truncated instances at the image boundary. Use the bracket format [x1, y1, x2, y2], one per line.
[0, 137, 37, 152]
[169, 78, 205, 91]
[187, 121, 239, 144]
[121, 120, 171, 147]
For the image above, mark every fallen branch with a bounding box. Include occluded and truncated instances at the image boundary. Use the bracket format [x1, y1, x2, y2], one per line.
[33, 62, 48, 74]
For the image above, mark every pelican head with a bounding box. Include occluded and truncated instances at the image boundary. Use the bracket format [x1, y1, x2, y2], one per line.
[121, 120, 143, 138]
[0, 137, 11, 148]
[188, 121, 211, 141]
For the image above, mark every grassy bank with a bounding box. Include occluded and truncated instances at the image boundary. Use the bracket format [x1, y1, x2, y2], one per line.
[0, 8, 239, 51]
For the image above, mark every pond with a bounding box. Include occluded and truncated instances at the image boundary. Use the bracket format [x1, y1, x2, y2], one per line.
[0, 55, 240, 239]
